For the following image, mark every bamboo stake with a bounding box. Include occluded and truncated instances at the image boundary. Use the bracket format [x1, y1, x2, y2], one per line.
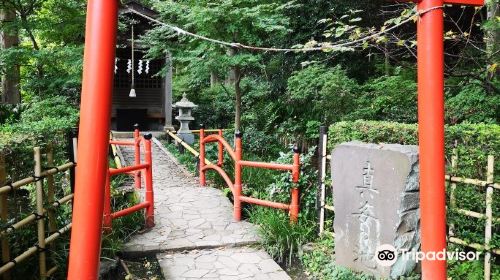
[444, 175, 500, 190]
[0, 154, 10, 280]
[484, 155, 494, 280]
[34, 148, 47, 280]
[46, 266, 57, 277]
[46, 145, 57, 235]
[318, 126, 327, 234]
[0, 162, 75, 195]
[0, 194, 73, 238]
[0, 223, 71, 275]
[448, 148, 458, 236]
[166, 132, 212, 165]
[45, 145, 56, 275]
[455, 208, 500, 223]
[449, 237, 500, 255]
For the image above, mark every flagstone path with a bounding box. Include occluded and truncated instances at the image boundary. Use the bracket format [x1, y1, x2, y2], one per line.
[116, 136, 290, 279]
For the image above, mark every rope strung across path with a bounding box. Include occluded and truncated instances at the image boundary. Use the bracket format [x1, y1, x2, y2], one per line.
[125, 4, 430, 53]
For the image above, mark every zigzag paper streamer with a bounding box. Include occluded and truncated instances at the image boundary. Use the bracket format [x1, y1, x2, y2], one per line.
[138, 60, 143, 75]
[126, 59, 132, 74]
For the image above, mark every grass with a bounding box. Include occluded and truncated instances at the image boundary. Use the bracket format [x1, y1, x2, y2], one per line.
[248, 207, 316, 266]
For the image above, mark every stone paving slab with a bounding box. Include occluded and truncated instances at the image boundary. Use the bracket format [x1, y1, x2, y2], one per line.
[119, 138, 260, 254]
[157, 247, 291, 280]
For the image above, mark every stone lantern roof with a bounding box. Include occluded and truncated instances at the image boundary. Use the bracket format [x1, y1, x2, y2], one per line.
[173, 94, 198, 109]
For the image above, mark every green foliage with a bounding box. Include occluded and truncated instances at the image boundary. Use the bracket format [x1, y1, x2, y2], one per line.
[251, 147, 317, 217]
[446, 82, 500, 124]
[249, 207, 316, 266]
[143, 0, 293, 129]
[0, 0, 85, 99]
[300, 234, 375, 280]
[447, 243, 500, 280]
[286, 65, 358, 125]
[0, 96, 78, 181]
[347, 73, 418, 123]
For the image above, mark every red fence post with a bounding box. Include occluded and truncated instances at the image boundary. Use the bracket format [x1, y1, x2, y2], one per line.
[290, 146, 300, 223]
[67, 0, 118, 279]
[144, 134, 155, 228]
[133, 124, 141, 189]
[199, 125, 206, 186]
[103, 170, 112, 231]
[217, 129, 224, 167]
[234, 131, 243, 221]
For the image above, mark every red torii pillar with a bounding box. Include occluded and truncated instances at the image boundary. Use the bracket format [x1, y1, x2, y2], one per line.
[67, 0, 118, 279]
[399, 0, 484, 279]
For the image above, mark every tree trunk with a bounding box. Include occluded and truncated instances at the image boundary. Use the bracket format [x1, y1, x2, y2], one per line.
[0, 7, 20, 104]
[486, 0, 499, 87]
[234, 72, 242, 131]
[227, 47, 242, 131]
[210, 71, 218, 87]
[384, 41, 391, 76]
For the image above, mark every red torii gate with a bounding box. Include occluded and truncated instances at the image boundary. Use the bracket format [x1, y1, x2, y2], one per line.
[67, 0, 485, 279]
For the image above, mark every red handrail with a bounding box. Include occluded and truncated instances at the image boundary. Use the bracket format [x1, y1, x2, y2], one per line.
[202, 134, 237, 161]
[103, 129, 155, 231]
[201, 164, 235, 193]
[239, 160, 294, 171]
[199, 127, 300, 223]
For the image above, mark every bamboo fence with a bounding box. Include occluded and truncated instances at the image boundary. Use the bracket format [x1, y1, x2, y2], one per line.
[0, 146, 76, 280]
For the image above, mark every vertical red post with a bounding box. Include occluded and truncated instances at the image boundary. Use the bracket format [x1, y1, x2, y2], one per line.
[290, 147, 300, 223]
[67, 1, 118, 279]
[144, 134, 155, 228]
[199, 125, 206, 186]
[217, 129, 224, 167]
[417, 1, 447, 279]
[133, 124, 141, 189]
[233, 131, 243, 221]
[103, 170, 112, 231]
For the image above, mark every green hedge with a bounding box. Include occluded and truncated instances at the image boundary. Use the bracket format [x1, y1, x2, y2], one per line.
[328, 120, 499, 179]
[0, 96, 79, 181]
[328, 120, 500, 252]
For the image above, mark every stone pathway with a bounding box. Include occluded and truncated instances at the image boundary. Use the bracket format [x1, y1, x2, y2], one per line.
[116, 137, 290, 279]
[157, 247, 290, 280]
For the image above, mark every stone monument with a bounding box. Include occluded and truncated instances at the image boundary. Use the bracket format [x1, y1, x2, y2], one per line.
[331, 142, 420, 279]
[173, 94, 197, 145]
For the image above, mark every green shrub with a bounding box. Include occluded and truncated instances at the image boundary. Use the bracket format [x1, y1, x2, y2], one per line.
[446, 81, 499, 124]
[282, 65, 359, 137]
[328, 121, 499, 179]
[346, 74, 417, 123]
[0, 96, 79, 181]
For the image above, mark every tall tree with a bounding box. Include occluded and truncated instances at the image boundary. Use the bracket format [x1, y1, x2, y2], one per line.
[0, 0, 85, 99]
[0, 4, 20, 104]
[144, 0, 291, 130]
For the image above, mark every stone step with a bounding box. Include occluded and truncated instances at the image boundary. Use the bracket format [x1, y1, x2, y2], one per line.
[157, 247, 290, 280]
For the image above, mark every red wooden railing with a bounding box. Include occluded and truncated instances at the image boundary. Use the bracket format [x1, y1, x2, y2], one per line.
[104, 128, 154, 230]
[199, 127, 300, 222]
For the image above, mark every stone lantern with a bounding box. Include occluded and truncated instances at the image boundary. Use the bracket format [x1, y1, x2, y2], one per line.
[173, 93, 198, 145]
